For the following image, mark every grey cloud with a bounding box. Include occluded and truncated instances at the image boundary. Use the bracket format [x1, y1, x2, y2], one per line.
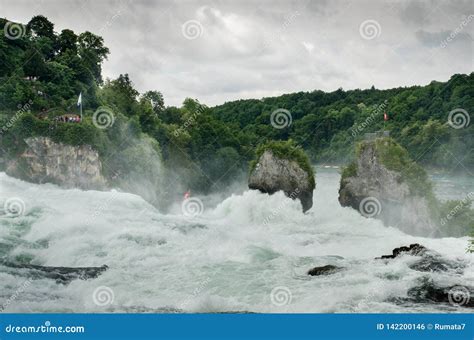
[416, 29, 472, 47]
[1, 0, 472, 106]
[399, 0, 434, 26]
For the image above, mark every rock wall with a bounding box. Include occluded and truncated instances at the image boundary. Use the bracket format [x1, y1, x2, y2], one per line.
[339, 139, 437, 236]
[6, 137, 106, 190]
[248, 150, 314, 212]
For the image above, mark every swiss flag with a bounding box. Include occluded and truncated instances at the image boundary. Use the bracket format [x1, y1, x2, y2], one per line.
[384, 112, 389, 121]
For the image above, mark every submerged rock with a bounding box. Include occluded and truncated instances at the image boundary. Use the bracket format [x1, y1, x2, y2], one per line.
[1, 261, 108, 284]
[407, 277, 474, 308]
[338, 138, 437, 236]
[248, 142, 315, 212]
[376, 244, 465, 273]
[307, 265, 344, 276]
[376, 243, 427, 259]
[6, 136, 107, 190]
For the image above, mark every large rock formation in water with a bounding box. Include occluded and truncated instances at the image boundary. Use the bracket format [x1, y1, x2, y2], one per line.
[6, 136, 106, 189]
[248, 142, 315, 212]
[338, 138, 437, 236]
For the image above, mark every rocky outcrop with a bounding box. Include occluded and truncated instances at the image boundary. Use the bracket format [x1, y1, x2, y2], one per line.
[338, 138, 437, 236]
[6, 137, 106, 190]
[248, 149, 315, 212]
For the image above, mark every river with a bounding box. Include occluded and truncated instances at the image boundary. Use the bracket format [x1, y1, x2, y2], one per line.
[0, 168, 472, 313]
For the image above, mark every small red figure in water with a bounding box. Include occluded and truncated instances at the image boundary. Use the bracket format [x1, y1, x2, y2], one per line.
[184, 189, 191, 200]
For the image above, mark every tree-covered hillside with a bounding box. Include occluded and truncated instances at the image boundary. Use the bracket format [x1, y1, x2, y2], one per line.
[210, 74, 473, 170]
[0, 15, 472, 197]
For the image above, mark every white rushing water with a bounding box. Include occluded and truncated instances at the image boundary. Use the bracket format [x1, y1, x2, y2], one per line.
[0, 169, 472, 313]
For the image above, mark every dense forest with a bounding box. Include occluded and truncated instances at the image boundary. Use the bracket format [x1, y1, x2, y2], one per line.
[0, 15, 473, 196]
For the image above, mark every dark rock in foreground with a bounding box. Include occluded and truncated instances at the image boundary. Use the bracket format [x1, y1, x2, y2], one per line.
[376, 243, 427, 259]
[1, 261, 108, 284]
[407, 278, 473, 308]
[375, 243, 465, 273]
[307, 265, 344, 276]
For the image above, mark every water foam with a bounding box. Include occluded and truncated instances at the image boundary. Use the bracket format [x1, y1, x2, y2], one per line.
[0, 170, 472, 313]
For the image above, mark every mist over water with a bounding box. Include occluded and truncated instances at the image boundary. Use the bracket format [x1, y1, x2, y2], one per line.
[0, 168, 472, 313]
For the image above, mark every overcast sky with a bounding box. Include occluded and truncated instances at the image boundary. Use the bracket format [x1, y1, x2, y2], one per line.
[2, 0, 473, 106]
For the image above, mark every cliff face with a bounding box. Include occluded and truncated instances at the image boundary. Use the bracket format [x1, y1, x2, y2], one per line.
[339, 138, 437, 236]
[249, 150, 314, 212]
[6, 137, 106, 190]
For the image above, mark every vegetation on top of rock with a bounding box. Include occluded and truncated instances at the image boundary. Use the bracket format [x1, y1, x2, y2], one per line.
[340, 162, 357, 183]
[359, 138, 435, 199]
[250, 140, 315, 189]
[341, 137, 473, 238]
[340, 138, 432, 197]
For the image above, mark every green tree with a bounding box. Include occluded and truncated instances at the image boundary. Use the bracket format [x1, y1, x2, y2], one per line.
[77, 31, 109, 83]
[27, 15, 55, 39]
